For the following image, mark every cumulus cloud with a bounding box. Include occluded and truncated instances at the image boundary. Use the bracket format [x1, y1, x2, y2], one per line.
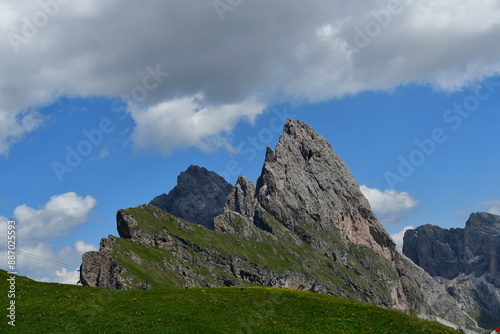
[489, 207, 500, 215]
[0, 109, 43, 156]
[360, 185, 419, 225]
[13, 192, 97, 239]
[360, 185, 419, 214]
[0, 240, 97, 284]
[2, 0, 500, 154]
[55, 268, 81, 285]
[75, 240, 97, 253]
[1, 202, 97, 284]
[129, 94, 266, 154]
[480, 199, 500, 215]
[0, 193, 97, 283]
[390, 225, 414, 251]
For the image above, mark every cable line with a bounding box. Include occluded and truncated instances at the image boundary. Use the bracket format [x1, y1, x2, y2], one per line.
[0, 245, 79, 270]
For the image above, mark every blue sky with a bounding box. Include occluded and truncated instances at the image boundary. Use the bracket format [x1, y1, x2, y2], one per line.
[1, 0, 500, 283]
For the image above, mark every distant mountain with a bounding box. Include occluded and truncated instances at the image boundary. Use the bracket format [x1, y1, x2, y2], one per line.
[149, 165, 232, 229]
[80, 119, 475, 331]
[404, 212, 500, 329]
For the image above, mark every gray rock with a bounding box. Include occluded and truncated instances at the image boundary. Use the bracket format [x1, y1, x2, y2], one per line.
[80, 119, 475, 331]
[445, 277, 500, 329]
[403, 212, 500, 329]
[393, 251, 467, 326]
[403, 224, 465, 278]
[225, 175, 256, 219]
[403, 212, 500, 285]
[79, 236, 125, 290]
[149, 165, 233, 229]
[255, 120, 395, 262]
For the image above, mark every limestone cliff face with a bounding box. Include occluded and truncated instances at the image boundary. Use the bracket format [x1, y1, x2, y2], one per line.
[404, 212, 500, 283]
[80, 119, 472, 330]
[149, 165, 232, 229]
[225, 176, 256, 220]
[254, 120, 394, 262]
[403, 224, 465, 279]
[404, 212, 500, 328]
[79, 236, 126, 290]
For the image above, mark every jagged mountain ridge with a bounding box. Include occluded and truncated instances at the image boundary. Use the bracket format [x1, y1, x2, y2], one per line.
[255, 120, 394, 261]
[404, 212, 500, 283]
[80, 119, 472, 330]
[404, 212, 500, 329]
[149, 165, 232, 229]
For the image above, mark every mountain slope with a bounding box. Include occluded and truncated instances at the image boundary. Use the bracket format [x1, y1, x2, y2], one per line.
[149, 165, 232, 229]
[404, 212, 500, 329]
[0, 270, 461, 334]
[404, 212, 500, 283]
[80, 119, 473, 330]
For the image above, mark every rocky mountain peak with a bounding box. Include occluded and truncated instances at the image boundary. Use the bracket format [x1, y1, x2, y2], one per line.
[149, 165, 232, 229]
[256, 119, 394, 261]
[80, 119, 473, 331]
[403, 212, 500, 329]
[466, 211, 500, 236]
[225, 175, 256, 218]
[404, 212, 500, 281]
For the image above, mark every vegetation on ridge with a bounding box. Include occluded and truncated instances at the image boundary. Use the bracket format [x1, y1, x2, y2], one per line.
[103, 205, 399, 307]
[0, 270, 460, 333]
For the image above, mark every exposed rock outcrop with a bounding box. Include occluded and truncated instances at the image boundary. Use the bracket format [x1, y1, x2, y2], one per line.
[81, 119, 474, 331]
[404, 212, 500, 285]
[79, 236, 126, 290]
[254, 120, 395, 262]
[404, 212, 500, 329]
[149, 165, 232, 229]
[445, 277, 500, 329]
[225, 176, 256, 219]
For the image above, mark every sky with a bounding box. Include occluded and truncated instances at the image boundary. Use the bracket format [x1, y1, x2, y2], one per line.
[1, 0, 500, 284]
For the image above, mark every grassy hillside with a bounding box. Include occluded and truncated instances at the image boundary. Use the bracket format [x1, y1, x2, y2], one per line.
[0, 270, 460, 333]
[96, 205, 401, 308]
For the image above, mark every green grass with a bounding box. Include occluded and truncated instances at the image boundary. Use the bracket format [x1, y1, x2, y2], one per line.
[112, 206, 352, 291]
[1, 270, 459, 333]
[110, 205, 398, 304]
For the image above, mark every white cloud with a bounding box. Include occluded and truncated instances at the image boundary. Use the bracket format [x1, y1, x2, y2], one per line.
[360, 185, 419, 214]
[2, 1, 500, 154]
[360, 185, 419, 225]
[55, 240, 98, 285]
[130, 94, 265, 154]
[75, 240, 97, 253]
[0, 109, 43, 156]
[55, 268, 81, 285]
[480, 199, 500, 215]
[391, 225, 414, 251]
[0, 193, 97, 283]
[0, 240, 97, 285]
[490, 207, 500, 215]
[13, 192, 96, 239]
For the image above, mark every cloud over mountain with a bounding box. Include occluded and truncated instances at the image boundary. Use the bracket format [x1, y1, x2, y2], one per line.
[0, 192, 97, 284]
[13, 192, 96, 239]
[360, 185, 419, 225]
[2, 0, 500, 154]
